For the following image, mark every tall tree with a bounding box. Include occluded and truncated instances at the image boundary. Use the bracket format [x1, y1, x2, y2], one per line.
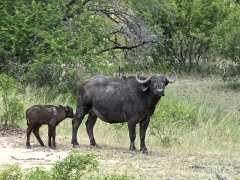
[130, 0, 230, 70]
[212, 3, 240, 64]
[0, 0, 158, 87]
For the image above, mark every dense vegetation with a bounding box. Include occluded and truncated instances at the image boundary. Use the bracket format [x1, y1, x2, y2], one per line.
[0, 152, 134, 179]
[0, 1, 240, 179]
[1, 0, 239, 90]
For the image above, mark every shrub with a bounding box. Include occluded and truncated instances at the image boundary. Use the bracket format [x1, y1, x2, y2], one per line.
[1, 98, 25, 126]
[0, 73, 25, 127]
[0, 164, 22, 180]
[149, 98, 198, 147]
[25, 167, 50, 180]
[51, 152, 99, 180]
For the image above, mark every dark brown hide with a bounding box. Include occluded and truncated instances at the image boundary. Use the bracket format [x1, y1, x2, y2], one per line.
[26, 105, 74, 149]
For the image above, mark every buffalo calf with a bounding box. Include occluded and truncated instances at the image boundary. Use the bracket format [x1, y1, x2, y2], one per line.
[26, 105, 74, 149]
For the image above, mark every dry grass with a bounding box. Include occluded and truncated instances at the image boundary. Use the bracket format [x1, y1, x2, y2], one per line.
[1, 76, 240, 179]
[76, 76, 240, 179]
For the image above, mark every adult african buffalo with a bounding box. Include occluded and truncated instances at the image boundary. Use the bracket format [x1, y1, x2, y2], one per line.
[71, 71, 176, 155]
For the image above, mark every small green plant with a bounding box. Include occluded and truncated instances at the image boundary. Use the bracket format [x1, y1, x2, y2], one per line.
[0, 164, 22, 180]
[0, 73, 25, 127]
[1, 98, 25, 126]
[150, 98, 198, 147]
[52, 152, 99, 180]
[25, 167, 50, 180]
[0, 73, 14, 126]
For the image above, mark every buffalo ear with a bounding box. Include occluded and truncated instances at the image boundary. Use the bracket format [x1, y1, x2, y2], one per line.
[140, 83, 150, 91]
[59, 105, 64, 109]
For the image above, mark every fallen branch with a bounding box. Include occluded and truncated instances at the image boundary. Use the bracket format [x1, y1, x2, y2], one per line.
[189, 164, 227, 180]
[11, 156, 45, 161]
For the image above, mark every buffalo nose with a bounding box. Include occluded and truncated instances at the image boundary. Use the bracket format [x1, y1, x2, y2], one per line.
[156, 89, 164, 96]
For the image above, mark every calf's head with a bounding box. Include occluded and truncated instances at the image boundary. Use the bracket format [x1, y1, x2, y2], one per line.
[136, 71, 176, 97]
[59, 105, 75, 118]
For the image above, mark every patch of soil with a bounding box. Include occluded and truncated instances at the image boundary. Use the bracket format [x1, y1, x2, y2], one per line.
[0, 126, 71, 171]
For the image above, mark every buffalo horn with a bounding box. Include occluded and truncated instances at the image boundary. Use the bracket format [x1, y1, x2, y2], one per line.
[135, 72, 151, 84]
[166, 71, 177, 84]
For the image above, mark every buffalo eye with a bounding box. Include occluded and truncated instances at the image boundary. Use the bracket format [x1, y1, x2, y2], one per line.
[151, 80, 157, 87]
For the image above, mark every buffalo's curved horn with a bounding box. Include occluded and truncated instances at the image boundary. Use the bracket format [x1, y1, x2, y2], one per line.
[166, 71, 177, 84]
[135, 72, 151, 84]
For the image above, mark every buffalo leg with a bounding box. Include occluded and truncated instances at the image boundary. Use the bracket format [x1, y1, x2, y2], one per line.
[26, 125, 34, 149]
[48, 125, 56, 149]
[33, 125, 45, 147]
[140, 120, 150, 155]
[52, 129, 56, 149]
[127, 121, 137, 155]
[71, 111, 86, 148]
[85, 114, 98, 147]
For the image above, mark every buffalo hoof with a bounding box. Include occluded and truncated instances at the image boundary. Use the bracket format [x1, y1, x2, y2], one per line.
[72, 144, 80, 148]
[91, 144, 100, 148]
[26, 145, 31, 149]
[49, 146, 56, 150]
[132, 150, 138, 156]
[142, 150, 149, 155]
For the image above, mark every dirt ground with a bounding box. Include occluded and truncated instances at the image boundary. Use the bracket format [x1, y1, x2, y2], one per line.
[0, 128, 71, 171]
[1, 127, 240, 179]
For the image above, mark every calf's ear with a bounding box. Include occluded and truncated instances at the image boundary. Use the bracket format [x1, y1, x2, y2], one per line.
[65, 106, 70, 111]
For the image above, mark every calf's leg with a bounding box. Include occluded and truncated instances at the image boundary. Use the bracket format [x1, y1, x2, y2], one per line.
[26, 125, 34, 149]
[48, 124, 56, 149]
[33, 125, 45, 147]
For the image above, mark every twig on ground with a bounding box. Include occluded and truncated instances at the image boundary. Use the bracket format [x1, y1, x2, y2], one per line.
[11, 156, 45, 161]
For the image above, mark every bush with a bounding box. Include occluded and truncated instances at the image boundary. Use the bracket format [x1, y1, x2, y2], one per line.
[0, 164, 22, 180]
[0, 74, 25, 126]
[0, 152, 136, 180]
[25, 167, 50, 180]
[51, 152, 99, 180]
[149, 98, 198, 147]
[1, 98, 25, 126]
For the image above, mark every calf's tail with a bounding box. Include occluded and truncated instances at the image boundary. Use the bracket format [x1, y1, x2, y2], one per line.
[26, 118, 30, 126]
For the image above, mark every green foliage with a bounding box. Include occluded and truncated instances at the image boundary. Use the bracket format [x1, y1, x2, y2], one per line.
[212, 4, 240, 64]
[1, 97, 25, 126]
[25, 167, 50, 180]
[0, 73, 24, 126]
[0, 164, 22, 180]
[1, 0, 240, 90]
[52, 152, 99, 180]
[0, 73, 14, 102]
[130, 0, 231, 71]
[152, 98, 198, 126]
[0, 155, 134, 180]
[0, 0, 172, 87]
[150, 97, 198, 146]
[1, 0, 118, 90]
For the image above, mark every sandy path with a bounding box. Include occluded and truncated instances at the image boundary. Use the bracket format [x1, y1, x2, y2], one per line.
[0, 131, 71, 170]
